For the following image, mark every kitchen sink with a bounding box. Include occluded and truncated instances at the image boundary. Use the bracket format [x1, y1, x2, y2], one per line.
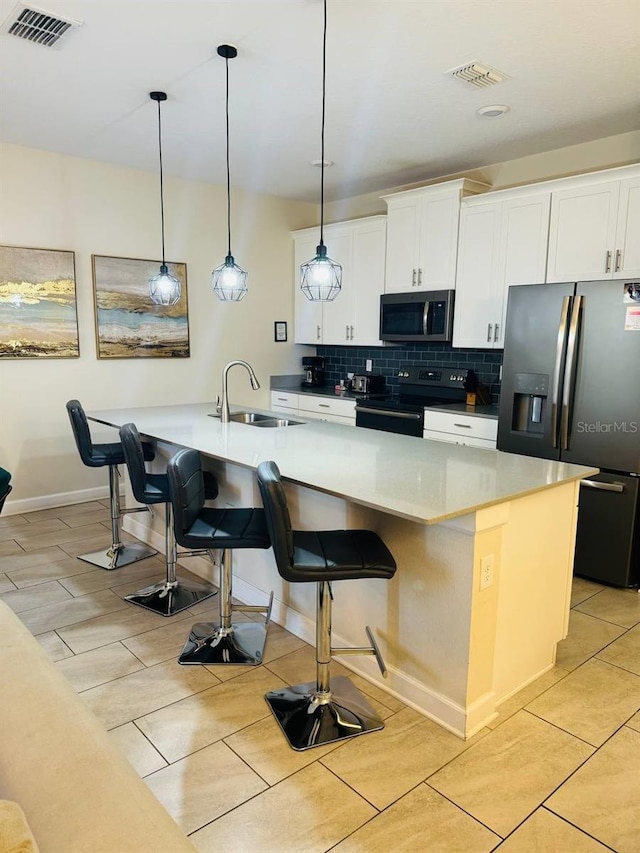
[230, 412, 273, 424]
[208, 411, 302, 427]
[253, 417, 302, 428]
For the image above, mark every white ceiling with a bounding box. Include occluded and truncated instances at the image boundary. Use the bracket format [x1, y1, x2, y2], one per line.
[1, 0, 639, 202]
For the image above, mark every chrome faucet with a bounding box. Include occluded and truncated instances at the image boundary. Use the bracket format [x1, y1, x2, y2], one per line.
[220, 360, 260, 423]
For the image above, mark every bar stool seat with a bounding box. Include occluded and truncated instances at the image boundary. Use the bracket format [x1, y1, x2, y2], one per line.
[168, 448, 273, 665]
[66, 400, 157, 570]
[119, 423, 218, 616]
[256, 460, 397, 751]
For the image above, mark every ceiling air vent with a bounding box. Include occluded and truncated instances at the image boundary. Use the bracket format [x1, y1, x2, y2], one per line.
[447, 61, 509, 88]
[1, 3, 81, 48]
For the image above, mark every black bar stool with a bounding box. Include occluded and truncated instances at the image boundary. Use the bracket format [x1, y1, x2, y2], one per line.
[119, 423, 218, 616]
[256, 460, 397, 751]
[167, 448, 273, 665]
[66, 400, 156, 570]
[0, 467, 11, 514]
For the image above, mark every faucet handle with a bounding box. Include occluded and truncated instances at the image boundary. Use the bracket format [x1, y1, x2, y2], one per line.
[214, 394, 221, 414]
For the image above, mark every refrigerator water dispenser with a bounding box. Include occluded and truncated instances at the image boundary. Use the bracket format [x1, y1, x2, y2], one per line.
[511, 373, 549, 434]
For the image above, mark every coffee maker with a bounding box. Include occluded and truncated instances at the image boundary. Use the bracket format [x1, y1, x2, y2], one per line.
[301, 356, 325, 388]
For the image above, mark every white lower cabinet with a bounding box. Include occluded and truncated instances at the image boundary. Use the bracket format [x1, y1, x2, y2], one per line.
[270, 391, 299, 413]
[423, 410, 497, 449]
[298, 395, 356, 425]
[270, 391, 356, 426]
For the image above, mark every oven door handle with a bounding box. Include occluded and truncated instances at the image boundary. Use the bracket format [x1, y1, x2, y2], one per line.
[356, 407, 422, 420]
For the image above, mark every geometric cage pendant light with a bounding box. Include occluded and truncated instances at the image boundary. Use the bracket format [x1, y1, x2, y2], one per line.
[300, 0, 342, 302]
[212, 44, 248, 302]
[148, 91, 182, 306]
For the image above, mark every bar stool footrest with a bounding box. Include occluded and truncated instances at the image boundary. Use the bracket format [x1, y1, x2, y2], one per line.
[125, 579, 216, 617]
[78, 543, 157, 571]
[265, 675, 384, 751]
[178, 620, 268, 665]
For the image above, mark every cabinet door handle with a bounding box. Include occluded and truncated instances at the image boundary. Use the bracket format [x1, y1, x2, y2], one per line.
[615, 249, 622, 272]
[276, 397, 288, 402]
[487, 323, 493, 342]
[453, 423, 472, 429]
[494, 323, 499, 342]
[345, 324, 349, 340]
[319, 403, 330, 408]
[350, 325, 354, 339]
[417, 268, 422, 286]
[412, 268, 417, 287]
[316, 325, 321, 340]
[605, 250, 612, 273]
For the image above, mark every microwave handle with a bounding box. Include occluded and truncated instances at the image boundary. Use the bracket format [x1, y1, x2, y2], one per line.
[422, 301, 430, 336]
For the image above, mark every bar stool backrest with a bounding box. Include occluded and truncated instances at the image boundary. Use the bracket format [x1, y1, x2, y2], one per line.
[167, 448, 206, 546]
[66, 399, 94, 465]
[256, 461, 295, 581]
[119, 423, 149, 504]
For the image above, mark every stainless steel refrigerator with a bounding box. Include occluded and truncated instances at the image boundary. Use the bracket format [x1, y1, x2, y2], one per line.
[498, 279, 640, 587]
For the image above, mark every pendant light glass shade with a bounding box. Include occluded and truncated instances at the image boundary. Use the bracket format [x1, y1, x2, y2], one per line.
[301, 0, 341, 302]
[300, 243, 341, 301]
[213, 44, 247, 303]
[148, 91, 181, 306]
[149, 263, 181, 305]
[212, 254, 248, 301]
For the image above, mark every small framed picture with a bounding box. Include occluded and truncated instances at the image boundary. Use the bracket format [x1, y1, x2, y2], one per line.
[274, 321, 287, 342]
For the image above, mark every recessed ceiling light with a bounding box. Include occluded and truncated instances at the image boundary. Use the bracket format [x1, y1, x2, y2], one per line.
[311, 159, 334, 167]
[476, 104, 510, 118]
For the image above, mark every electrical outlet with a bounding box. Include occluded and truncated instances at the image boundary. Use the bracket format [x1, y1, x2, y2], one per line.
[365, 358, 373, 372]
[480, 554, 494, 590]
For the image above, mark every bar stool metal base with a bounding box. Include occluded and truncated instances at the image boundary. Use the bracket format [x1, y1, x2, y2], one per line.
[125, 579, 216, 617]
[265, 676, 384, 751]
[178, 619, 269, 665]
[78, 542, 157, 571]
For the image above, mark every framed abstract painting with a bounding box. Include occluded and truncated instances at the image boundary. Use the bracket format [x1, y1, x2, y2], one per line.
[0, 245, 79, 358]
[92, 254, 190, 358]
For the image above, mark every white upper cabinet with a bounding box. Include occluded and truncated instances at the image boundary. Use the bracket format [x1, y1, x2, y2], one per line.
[294, 233, 323, 344]
[453, 191, 551, 349]
[382, 178, 489, 293]
[547, 168, 640, 282]
[293, 216, 387, 346]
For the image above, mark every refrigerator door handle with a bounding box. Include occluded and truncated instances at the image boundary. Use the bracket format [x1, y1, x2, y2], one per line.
[551, 295, 572, 448]
[581, 479, 625, 493]
[560, 294, 583, 451]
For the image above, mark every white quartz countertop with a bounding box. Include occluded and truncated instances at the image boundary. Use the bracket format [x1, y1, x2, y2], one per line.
[88, 402, 597, 526]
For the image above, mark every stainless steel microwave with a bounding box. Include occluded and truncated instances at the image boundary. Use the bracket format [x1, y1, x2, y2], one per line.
[379, 290, 455, 342]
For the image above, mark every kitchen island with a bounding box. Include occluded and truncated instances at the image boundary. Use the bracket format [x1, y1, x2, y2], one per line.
[89, 402, 597, 738]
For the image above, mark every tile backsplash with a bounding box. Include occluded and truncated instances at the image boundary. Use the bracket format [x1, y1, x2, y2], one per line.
[317, 343, 503, 404]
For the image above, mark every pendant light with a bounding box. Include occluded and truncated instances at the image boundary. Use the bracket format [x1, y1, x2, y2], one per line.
[148, 91, 181, 306]
[300, 0, 341, 302]
[212, 44, 248, 302]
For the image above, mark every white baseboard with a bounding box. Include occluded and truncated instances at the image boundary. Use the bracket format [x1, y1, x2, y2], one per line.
[4, 486, 111, 516]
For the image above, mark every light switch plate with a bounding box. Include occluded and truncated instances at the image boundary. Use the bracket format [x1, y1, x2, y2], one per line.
[365, 359, 373, 372]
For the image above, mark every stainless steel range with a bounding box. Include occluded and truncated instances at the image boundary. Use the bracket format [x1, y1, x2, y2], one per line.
[355, 366, 469, 437]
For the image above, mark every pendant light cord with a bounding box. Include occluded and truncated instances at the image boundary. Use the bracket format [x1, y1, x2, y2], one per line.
[225, 56, 232, 258]
[319, 0, 327, 248]
[156, 98, 167, 267]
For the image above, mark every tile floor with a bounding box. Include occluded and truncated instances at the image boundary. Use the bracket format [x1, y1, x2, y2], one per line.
[1, 500, 639, 852]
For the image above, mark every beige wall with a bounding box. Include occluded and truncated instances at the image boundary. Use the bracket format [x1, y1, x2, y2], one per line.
[0, 143, 316, 508]
[324, 130, 640, 222]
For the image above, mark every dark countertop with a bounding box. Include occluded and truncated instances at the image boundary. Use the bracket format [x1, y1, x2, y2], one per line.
[270, 376, 377, 402]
